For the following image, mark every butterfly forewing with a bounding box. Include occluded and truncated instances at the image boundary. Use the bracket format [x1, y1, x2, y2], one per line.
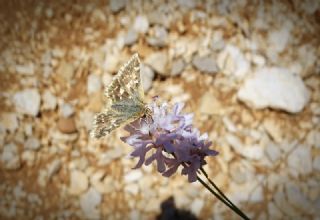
[90, 53, 147, 139]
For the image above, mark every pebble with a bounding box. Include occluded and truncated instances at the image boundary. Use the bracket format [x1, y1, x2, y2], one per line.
[313, 156, 320, 171]
[217, 45, 250, 79]
[285, 182, 314, 215]
[170, 58, 185, 76]
[199, 92, 223, 115]
[87, 74, 102, 95]
[229, 162, 247, 184]
[225, 134, 263, 160]
[238, 67, 310, 113]
[25, 123, 33, 136]
[222, 116, 237, 133]
[109, 0, 126, 13]
[21, 150, 36, 166]
[57, 61, 74, 81]
[25, 137, 41, 151]
[140, 64, 154, 91]
[80, 187, 102, 219]
[42, 90, 57, 110]
[190, 199, 204, 216]
[124, 29, 138, 46]
[265, 142, 281, 162]
[57, 117, 77, 134]
[242, 145, 264, 160]
[69, 170, 89, 195]
[287, 145, 312, 176]
[306, 130, 320, 149]
[13, 89, 41, 116]
[146, 25, 168, 47]
[177, 0, 196, 8]
[0, 113, 19, 133]
[124, 170, 143, 183]
[103, 54, 120, 73]
[133, 15, 149, 34]
[47, 159, 62, 179]
[268, 26, 291, 54]
[15, 63, 35, 75]
[263, 119, 283, 143]
[60, 103, 74, 118]
[1, 143, 21, 170]
[192, 55, 219, 74]
[144, 52, 168, 76]
[124, 183, 139, 195]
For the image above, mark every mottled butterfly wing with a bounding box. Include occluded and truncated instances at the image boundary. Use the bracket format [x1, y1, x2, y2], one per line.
[90, 53, 147, 139]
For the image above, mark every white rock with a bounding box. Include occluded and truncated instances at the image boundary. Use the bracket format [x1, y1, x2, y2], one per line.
[217, 45, 250, 79]
[147, 25, 168, 47]
[225, 134, 243, 152]
[124, 183, 139, 195]
[16, 63, 35, 75]
[87, 74, 102, 95]
[177, 0, 196, 8]
[110, 0, 126, 13]
[249, 184, 264, 202]
[170, 58, 185, 76]
[225, 134, 263, 160]
[69, 170, 89, 195]
[124, 170, 143, 183]
[47, 159, 61, 179]
[1, 143, 21, 170]
[285, 182, 314, 215]
[263, 119, 283, 142]
[192, 55, 219, 74]
[199, 92, 223, 115]
[243, 145, 264, 160]
[21, 150, 36, 166]
[306, 130, 320, 149]
[42, 90, 57, 110]
[133, 15, 149, 34]
[313, 156, 320, 171]
[238, 67, 310, 113]
[103, 53, 120, 73]
[144, 52, 168, 76]
[0, 113, 19, 133]
[60, 103, 74, 118]
[25, 137, 41, 151]
[14, 89, 41, 116]
[57, 61, 74, 81]
[222, 116, 237, 133]
[287, 145, 312, 176]
[268, 202, 283, 219]
[265, 142, 281, 162]
[13, 183, 26, 199]
[268, 26, 291, 54]
[80, 187, 102, 219]
[124, 29, 138, 46]
[190, 198, 204, 216]
[129, 210, 141, 220]
[140, 64, 154, 91]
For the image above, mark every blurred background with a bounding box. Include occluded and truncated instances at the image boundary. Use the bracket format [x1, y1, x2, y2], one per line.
[0, 0, 319, 219]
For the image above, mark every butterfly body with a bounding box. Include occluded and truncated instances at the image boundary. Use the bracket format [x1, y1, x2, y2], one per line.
[91, 53, 149, 138]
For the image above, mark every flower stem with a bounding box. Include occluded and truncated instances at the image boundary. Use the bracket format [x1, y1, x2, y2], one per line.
[200, 167, 245, 215]
[197, 168, 250, 220]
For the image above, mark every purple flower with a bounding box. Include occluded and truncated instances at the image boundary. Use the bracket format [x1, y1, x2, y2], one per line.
[120, 101, 219, 182]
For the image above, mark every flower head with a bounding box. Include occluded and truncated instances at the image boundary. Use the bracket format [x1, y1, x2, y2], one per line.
[121, 101, 218, 182]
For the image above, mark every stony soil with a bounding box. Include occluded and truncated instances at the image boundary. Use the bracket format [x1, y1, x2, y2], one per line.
[0, 0, 320, 219]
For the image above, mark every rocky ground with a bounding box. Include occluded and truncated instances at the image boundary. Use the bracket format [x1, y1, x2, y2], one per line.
[0, 0, 320, 219]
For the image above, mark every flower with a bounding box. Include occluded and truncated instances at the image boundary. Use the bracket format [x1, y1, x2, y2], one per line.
[121, 101, 219, 182]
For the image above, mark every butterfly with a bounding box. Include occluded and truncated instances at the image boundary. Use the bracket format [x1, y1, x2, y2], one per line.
[90, 53, 151, 138]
